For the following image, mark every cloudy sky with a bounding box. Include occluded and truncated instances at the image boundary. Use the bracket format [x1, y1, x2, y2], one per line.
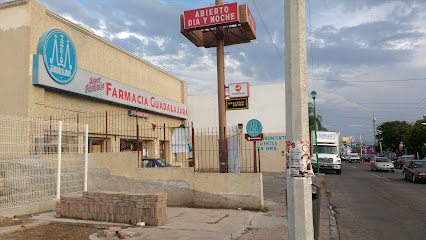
[5, 0, 425, 144]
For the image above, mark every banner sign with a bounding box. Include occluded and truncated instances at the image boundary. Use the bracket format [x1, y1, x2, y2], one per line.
[128, 110, 150, 119]
[33, 29, 188, 119]
[247, 6, 256, 38]
[226, 97, 248, 110]
[228, 82, 249, 98]
[289, 141, 314, 177]
[242, 4, 256, 39]
[183, 2, 239, 29]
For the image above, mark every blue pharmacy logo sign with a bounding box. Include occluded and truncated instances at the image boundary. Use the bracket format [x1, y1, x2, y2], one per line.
[246, 119, 263, 137]
[38, 29, 77, 84]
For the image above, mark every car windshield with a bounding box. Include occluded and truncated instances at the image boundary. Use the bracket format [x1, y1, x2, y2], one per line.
[400, 156, 414, 160]
[414, 161, 426, 168]
[157, 159, 169, 167]
[376, 158, 390, 162]
[350, 154, 359, 158]
[318, 146, 337, 154]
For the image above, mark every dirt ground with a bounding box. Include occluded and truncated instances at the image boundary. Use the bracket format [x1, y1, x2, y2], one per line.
[1, 223, 100, 240]
[0, 216, 103, 240]
[0, 216, 33, 227]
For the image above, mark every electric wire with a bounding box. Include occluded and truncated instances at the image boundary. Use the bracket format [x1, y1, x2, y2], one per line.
[394, 99, 426, 121]
[309, 77, 426, 82]
[394, 97, 426, 120]
[250, 0, 284, 64]
[307, 0, 315, 89]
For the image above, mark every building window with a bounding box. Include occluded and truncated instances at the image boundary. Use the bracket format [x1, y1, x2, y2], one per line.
[89, 138, 104, 153]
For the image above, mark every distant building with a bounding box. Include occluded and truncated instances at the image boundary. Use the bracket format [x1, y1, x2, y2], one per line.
[188, 83, 286, 173]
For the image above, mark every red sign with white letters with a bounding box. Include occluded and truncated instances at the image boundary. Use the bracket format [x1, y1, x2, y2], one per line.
[183, 2, 239, 29]
[246, 6, 256, 38]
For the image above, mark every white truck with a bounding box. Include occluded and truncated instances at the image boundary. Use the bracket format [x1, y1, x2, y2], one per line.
[311, 131, 342, 174]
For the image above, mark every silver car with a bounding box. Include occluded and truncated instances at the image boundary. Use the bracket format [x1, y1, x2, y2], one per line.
[370, 156, 395, 172]
[349, 153, 361, 163]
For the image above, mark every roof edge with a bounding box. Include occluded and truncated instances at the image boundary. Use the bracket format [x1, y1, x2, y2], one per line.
[0, 0, 29, 10]
[45, 9, 185, 83]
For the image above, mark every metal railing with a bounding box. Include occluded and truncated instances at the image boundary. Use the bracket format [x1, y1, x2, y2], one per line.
[39, 110, 259, 173]
[193, 126, 258, 173]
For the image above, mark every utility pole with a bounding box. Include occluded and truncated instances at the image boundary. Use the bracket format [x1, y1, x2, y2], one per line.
[285, 0, 314, 239]
[215, 0, 228, 173]
[373, 113, 377, 144]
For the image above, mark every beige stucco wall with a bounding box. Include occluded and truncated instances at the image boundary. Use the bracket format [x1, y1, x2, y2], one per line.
[0, 1, 31, 117]
[256, 133, 286, 173]
[193, 132, 286, 173]
[89, 152, 263, 209]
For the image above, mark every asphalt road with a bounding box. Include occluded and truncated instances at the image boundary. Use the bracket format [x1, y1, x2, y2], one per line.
[324, 161, 426, 240]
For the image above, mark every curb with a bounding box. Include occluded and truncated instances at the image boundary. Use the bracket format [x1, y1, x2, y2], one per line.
[329, 205, 339, 240]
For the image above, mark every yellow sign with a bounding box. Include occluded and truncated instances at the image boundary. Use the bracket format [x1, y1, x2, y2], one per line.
[342, 137, 349, 143]
[226, 97, 248, 110]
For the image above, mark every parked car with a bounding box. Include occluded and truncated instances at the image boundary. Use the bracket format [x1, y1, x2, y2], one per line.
[141, 158, 178, 168]
[394, 155, 414, 169]
[402, 160, 426, 183]
[370, 156, 394, 172]
[349, 153, 361, 163]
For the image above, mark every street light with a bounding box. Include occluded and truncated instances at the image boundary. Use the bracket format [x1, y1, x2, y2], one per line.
[311, 90, 319, 174]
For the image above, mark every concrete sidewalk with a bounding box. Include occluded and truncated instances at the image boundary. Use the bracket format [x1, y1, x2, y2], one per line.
[22, 173, 335, 240]
[29, 206, 286, 240]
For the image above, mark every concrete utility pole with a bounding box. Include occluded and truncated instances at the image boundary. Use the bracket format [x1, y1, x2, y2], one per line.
[284, 0, 314, 239]
[216, 0, 228, 173]
[373, 113, 377, 144]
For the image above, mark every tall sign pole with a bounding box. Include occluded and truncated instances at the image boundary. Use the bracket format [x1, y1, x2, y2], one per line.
[216, 0, 228, 173]
[181, 1, 256, 173]
[285, 0, 314, 239]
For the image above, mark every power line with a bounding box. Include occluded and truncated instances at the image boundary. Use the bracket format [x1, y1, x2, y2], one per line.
[355, 102, 419, 104]
[322, 115, 371, 119]
[250, 0, 284, 64]
[309, 77, 426, 83]
[395, 99, 426, 121]
[307, 0, 315, 89]
[317, 107, 425, 110]
[394, 97, 426, 120]
[323, 124, 371, 130]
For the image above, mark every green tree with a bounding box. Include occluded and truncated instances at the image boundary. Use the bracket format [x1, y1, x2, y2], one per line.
[405, 119, 426, 158]
[376, 121, 411, 154]
[309, 102, 327, 134]
[352, 145, 361, 154]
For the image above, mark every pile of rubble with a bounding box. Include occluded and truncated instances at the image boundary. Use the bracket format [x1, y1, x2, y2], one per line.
[97, 226, 126, 239]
